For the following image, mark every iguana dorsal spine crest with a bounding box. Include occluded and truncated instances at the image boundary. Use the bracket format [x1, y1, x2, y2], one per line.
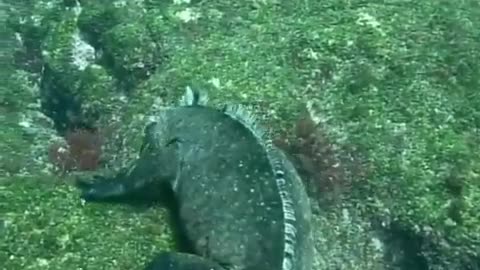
[179, 87, 298, 270]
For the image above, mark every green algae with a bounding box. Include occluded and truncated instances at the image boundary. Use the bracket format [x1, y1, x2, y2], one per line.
[2, 0, 480, 269]
[0, 116, 33, 175]
[0, 176, 174, 270]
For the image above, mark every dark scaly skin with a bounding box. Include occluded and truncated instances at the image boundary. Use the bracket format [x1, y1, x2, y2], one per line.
[77, 93, 314, 270]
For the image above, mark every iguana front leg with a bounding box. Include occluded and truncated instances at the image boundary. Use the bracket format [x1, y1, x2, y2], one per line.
[145, 252, 226, 270]
[76, 168, 153, 201]
[76, 143, 178, 201]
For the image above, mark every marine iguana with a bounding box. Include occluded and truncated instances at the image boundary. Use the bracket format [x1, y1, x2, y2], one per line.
[76, 87, 314, 270]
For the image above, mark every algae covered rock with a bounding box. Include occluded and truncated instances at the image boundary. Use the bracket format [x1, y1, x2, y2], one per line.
[2, 0, 480, 269]
[0, 176, 174, 269]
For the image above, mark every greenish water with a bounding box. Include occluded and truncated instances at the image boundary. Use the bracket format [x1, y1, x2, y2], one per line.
[1, 0, 479, 269]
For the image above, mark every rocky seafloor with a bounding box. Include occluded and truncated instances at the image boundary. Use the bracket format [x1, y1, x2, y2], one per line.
[1, 0, 479, 269]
